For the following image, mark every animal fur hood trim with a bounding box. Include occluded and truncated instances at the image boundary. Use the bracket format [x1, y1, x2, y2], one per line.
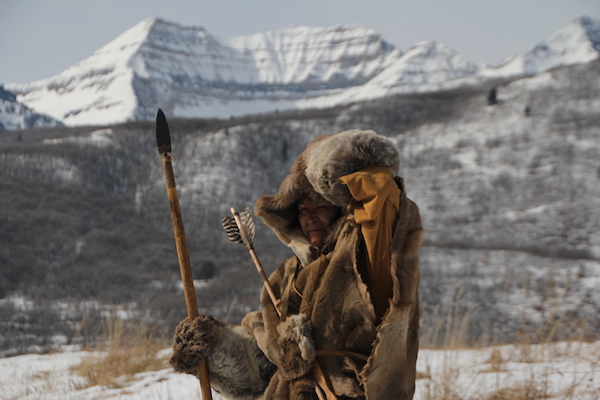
[255, 129, 400, 262]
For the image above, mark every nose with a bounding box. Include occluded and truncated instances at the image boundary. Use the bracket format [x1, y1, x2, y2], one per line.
[305, 209, 319, 223]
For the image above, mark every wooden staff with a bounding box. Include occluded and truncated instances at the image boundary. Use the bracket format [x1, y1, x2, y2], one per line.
[156, 109, 212, 400]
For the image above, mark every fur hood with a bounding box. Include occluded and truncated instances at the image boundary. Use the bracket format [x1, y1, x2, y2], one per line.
[254, 129, 400, 265]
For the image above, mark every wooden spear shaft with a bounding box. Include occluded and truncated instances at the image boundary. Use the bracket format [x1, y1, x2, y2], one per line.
[156, 110, 212, 400]
[162, 156, 212, 400]
[162, 157, 198, 318]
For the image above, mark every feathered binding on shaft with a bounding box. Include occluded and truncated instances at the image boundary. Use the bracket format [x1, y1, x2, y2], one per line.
[222, 207, 255, 247]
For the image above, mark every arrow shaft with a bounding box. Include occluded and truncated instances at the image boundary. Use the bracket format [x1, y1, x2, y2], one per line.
[230, 207, 281, 317]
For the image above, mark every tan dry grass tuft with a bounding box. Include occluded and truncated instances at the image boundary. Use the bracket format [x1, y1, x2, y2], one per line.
[417, 280, 597, 400]
[480, 383, 548, 400]
[419, 351, 464, 400]
[72, 315, 170, 389]
[483, 348, 507, 373]
[421, 286, 478, 350]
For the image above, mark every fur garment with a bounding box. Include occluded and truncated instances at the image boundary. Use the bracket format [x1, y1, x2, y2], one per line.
[277, 314, 316, 379]
[170, 316, 276, 399]
[251, 129, 423, 399]
[170, 129, 423, 400]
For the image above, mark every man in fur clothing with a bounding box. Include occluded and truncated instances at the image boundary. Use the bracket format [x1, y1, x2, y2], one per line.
[170, 130, 424, 400]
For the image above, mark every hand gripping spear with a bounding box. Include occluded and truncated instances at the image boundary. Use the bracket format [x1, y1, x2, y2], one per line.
[222, 207, 335, 400]
[155, 109, 213, 400]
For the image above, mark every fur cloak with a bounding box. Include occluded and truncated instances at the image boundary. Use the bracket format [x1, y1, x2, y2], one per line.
[171, 130, 424, 400]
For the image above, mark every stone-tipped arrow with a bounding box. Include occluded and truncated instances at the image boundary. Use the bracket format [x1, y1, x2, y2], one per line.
[222, 207, 334, 400]
[222, 207, 282, 318]
[155, 109, 213, 400]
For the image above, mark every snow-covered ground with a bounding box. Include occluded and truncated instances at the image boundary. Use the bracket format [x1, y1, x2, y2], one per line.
[1, 341, 598, 400]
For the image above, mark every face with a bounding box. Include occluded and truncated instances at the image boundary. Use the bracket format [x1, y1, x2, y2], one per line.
[298, 197, 339, 247]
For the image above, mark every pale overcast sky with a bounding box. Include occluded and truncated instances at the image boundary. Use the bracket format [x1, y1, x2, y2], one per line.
[1, 0, 599, 83]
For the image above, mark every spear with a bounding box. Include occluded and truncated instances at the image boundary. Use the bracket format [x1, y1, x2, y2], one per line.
[155, 109, 213, 400]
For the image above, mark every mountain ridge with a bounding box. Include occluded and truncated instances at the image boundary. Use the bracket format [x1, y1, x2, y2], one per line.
[2, 16, 599, 128]
[493, 15, 600, 77]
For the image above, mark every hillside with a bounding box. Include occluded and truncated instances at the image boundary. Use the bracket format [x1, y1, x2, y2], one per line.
[1, 56, 599, 355]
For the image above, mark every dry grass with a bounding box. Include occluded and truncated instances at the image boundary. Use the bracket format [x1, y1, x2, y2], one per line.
[482, 348, 507, 373]
[416, 283, 598, 400]
[418, 343, 598, 400]
[71, 315, 170, 389]
[481, 383, 548, 400]
[420, 286, 479, 350]
[419, 356, 463, 400]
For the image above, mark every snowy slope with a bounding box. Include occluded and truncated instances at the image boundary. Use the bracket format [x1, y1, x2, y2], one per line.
[297, 40, 486, 107]
[5, 19, 405, 126]
[227, 24, 400, 86]
[0, 86, 62, 130]
[491, 16, 600, 77]
[4, 19, 151, 126]
[4, 18, 251, 125]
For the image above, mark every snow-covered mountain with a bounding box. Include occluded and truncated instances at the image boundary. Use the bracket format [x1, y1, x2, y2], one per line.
[3, 16, 600, 127]
[492, 16, 600, 77]
[0, 85, 62, 130]
[227, 24, 400, 86]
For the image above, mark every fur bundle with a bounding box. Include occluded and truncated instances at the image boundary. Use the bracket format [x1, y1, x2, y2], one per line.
[170, 316, 276, 400]
[170, 315, 226, 375]
[276, 314, 315, 381]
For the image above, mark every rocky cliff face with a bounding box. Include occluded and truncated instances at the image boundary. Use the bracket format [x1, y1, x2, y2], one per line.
[227, 24, 399, 87]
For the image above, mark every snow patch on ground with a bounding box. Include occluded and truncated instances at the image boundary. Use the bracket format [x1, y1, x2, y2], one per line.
[0, 341, 597, 400]
[43, 129, 115, 148]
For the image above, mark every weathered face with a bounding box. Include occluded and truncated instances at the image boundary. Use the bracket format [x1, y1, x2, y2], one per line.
[298, 197, 339, 247]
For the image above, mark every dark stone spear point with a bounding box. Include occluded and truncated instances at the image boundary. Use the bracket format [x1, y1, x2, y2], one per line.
[156, 108, 172, 154]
